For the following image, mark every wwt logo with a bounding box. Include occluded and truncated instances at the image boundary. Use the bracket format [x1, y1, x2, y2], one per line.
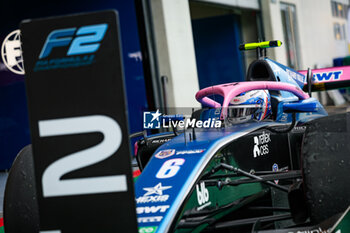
[313, 71, 342, 82]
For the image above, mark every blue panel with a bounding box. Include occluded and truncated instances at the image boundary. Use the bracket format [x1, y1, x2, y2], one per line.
[192, 14, 245, 89]
[282, 100, 318, 113]
[0, 0, 147, 168]
[135, 121, 294, 232]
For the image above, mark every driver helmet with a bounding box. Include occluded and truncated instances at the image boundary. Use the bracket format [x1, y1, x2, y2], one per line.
[227, 90, 271, 123]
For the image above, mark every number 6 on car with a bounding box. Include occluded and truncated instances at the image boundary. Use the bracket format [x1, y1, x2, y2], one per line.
[156, 158, 185, 179]
[39, 115, 126, 197]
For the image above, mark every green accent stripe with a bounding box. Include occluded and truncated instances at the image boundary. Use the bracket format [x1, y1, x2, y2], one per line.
[139, 226, 157, 233]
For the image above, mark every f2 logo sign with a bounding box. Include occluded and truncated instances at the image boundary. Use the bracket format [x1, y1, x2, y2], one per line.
[21, 10, 138, 233]
[39, 24, 108, 59]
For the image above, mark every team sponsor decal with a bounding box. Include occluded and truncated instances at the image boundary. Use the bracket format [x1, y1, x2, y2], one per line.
[253, 131, 271, 158]
[138, 226, 157, 233]
[287, 227, 331, 233]
[151, 138, 172, 144]
[155, 149, 205, 159]
[176, 149, 205, 155]
[280, 113, 288, 122]
[136, 205, 170, 214]
[137, 216, 163, 223]
[34, 24, 108, 71]
[155, 149, 175, 159]
[196, 182, 211, 211]
[292, 126, 307, 132]
[143, 109, 221, 129]
[272, 163, 279, 184]
[230, 90, 260, 104]
[136, 183, 171, 204]
[312, 71, 342, 82]
[286, 69, 305, 84]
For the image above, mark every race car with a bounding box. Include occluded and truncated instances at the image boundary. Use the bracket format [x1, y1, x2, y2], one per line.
[3, 41, 350, 233]
[134, 41, 350, 232]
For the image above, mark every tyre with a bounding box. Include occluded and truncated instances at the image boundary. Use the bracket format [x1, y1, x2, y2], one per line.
[4, 144, 39, 233]
[302, 112, 350, 223]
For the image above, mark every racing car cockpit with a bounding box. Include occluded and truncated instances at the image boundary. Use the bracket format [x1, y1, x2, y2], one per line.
[246, 59, 276, 82]
[245, 59, 282, 120]
[135, 40, 318, 171]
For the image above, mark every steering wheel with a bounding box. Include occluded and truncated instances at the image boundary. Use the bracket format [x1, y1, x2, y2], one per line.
[195, 81, 310, 120]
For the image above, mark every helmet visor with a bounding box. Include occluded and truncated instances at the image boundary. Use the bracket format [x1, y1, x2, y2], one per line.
[226, 105, 262, 124]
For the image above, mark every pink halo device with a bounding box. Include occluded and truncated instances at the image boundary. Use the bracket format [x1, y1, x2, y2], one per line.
[195, 81, 310, 120]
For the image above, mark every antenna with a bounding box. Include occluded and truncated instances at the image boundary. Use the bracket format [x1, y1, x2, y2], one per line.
[184, 127, 187, 146]
[239, 40, 282, 59]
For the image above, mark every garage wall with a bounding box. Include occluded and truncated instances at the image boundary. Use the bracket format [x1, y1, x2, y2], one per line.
[298, 0, 349, 68]
[150, 0, 200, 109]
[261, 0, 350, 70]
[240, 9, 260, 67]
